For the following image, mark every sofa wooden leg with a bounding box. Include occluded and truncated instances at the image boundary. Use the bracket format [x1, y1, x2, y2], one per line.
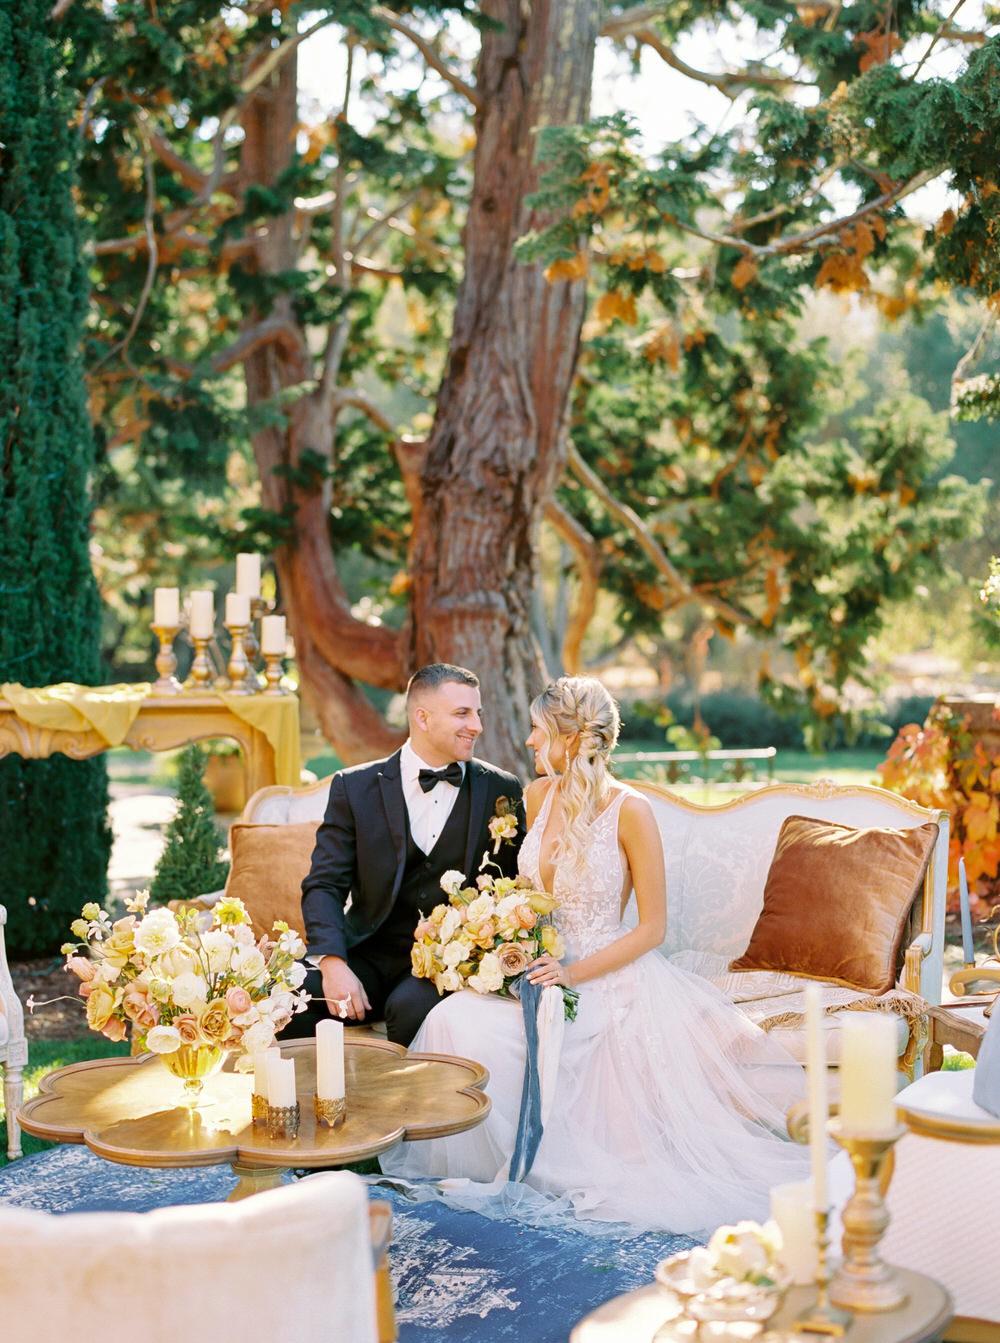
[369, 1201, 397, 1343]
[3, 1063, 23, 1160]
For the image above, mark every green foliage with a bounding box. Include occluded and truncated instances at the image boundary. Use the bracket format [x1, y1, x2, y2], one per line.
[0, 0, 111, 958]
[149, 745, 229, 903]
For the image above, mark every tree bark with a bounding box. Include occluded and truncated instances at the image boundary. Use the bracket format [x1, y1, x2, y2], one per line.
[408, 0, 601, 772]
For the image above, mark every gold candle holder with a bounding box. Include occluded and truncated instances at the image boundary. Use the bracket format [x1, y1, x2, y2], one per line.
[185, 633, 214, 691]
[251, 1091, 268, 1124]
[828, 1118, 908, 1312]
[266, 1101, 300, 1140]
[224, 619, 253, 694]
[262, 648, 287, 695]
[792, 1206, 853, 1336]
[152, 623, 182, 694]
[244, 596, 270, 691]
[314, 1094, 346, 1128]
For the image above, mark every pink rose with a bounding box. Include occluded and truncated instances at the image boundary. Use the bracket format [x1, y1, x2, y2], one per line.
[225, 986, 253, 1016]
[78, 982, 93, 998]
[173, 1013, 201, 1045]
[101, 1016, 127, 1043]
[121, 987, 159, 1030]
[65, 956, 97, 983]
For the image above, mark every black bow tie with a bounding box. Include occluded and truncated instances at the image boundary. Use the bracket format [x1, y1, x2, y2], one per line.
[417, 762, 464, 793]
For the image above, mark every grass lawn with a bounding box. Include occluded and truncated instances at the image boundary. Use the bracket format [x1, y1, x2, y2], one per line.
[1, 1038, 129, 1168]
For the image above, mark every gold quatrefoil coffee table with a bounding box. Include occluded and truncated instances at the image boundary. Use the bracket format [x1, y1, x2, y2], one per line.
[19, 1036, 490, 1200]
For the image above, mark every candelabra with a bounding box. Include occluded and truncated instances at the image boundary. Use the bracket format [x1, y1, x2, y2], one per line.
[828, 1119, 908, 1312]
[223, 618, 254, 694]
[151, 623, 182, 694]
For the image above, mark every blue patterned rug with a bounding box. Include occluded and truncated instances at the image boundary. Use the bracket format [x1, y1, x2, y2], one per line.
[0, 1148, 697, 1341]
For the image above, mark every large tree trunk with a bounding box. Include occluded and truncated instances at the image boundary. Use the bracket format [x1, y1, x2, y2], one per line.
[408, 0, 600, 772]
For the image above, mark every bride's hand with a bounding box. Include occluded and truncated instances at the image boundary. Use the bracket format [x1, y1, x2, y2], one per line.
[527, 954, 574, 988]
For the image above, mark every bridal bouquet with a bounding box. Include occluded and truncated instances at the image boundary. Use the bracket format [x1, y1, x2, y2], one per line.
[61, 892, 309, 1060]
[410, 863, 579, 1021]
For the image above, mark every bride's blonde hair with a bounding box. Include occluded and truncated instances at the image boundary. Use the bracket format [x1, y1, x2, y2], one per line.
[530, 676, 620, 874]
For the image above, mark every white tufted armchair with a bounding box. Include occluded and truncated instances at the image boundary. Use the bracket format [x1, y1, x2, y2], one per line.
[0, 904, 27, 1159]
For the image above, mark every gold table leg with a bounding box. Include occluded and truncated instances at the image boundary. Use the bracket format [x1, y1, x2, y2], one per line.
[228, 1162, 290, 1201]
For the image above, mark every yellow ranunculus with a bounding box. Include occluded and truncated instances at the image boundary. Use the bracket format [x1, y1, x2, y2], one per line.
[85, 984, 116, 1032]
[540, 925, 565, 959]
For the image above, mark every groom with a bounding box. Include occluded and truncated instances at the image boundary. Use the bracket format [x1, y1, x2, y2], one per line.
[285, 663, 525, 1046]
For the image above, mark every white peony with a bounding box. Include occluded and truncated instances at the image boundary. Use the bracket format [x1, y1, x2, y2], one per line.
[133, 908, 181, 958]
[145, 1025, 182, 1054]
[441, 941, 466, 969]
[468, 951, 503, 994]
[439, 869, 466, 897]
[438, 908, 461, 943]
[199, 929, 236, 975]
[171, 971, 209, 1009]
[464, 894, 495, 925]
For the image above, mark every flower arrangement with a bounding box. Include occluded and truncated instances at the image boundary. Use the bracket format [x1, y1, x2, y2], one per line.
[61, 891, 309, 1061]
[487, 796, 519, 852]
[410, 861, 579, 1020]
[688, 1221, 784, 1290]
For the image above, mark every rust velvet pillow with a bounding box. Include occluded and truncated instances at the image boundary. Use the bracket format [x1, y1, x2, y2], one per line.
[729, 814, 939, 993]
[224, 821, 318, 941]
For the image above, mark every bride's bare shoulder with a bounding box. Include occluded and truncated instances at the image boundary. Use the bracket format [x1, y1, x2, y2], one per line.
[524, 776, 553, 826]
[617, 788, 658, 835]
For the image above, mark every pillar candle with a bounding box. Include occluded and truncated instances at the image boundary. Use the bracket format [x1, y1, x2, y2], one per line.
[316, 1018, 345, 1099]
[839, 1011, 898, 1135]
[153, 587, 179, 627]
[225, 591, 250, 626]
[253, 1047, 280, 1098]
[770, 1180, 818, 1285]
[959, 857, 975, 966]
[804, 983, 828, 1212]
[260, 614, 286, 655]
[188, 589, 215, 639]
[235, 553, 261, 597]
[266, 1054, 296, 1107]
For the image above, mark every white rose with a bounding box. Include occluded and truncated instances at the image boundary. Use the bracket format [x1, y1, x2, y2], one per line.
[240, 1020, 275, 1055]
[495, 893, 522, 918]
[441, 941, 466, 969]
[438, 908, 461, 943]
[439, 869, 466, 897]
[199, 929, 236, 975]
[468, 952, 503, 994]
[157, 943, 201, 978]
[133, 908, 181, 958]
[232, 945, 268, 987]
[438, 968, 463, 992]
[707, 1223, 774, 1282]
[465, 894, 495, 925]
[145, 1025, 182, 1054]
[171, 971, 209, 1009]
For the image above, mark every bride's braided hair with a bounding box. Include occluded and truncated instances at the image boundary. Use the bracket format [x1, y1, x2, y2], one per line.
[530, 676, 621, 876]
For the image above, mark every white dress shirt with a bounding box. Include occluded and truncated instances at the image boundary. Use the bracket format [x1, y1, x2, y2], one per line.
[400, 739, 465, 854]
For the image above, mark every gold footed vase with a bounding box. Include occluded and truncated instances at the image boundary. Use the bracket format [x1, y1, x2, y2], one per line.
[161, 1045, 226, 1106]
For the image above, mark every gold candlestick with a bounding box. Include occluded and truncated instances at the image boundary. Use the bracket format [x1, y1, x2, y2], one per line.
[828, 1118, 908, 1312]
[224, 620, 253, 694]
[793, 1206, 853, 1336]
[152, 623, 182, 694]
[185, 634, 214, 691]
[244, 595, 270, 691]
[262, 648, 287, 695]
[313, 1094, 346, 1128]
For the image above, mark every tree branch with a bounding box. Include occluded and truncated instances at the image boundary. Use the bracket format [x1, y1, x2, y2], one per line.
[566, 441, 751, 627]
[92, 122, 158, 372]
[146, 129, 211, 193]
[953, 311, 997, 388]
[544, 498, 602, 674]
[624, 26, 812, 96]
[911, 0, 970, 80]
[371, 6, 482, 109]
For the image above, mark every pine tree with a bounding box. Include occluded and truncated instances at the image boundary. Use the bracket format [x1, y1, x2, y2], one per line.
[0, 0, 111, 957]
[150, 746, 229, 904]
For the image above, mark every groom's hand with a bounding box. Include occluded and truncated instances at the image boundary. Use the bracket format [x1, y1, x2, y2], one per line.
[318, 956, 372, 1021]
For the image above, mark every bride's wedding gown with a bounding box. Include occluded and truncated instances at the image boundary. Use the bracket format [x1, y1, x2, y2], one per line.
[380, 784, 810, 1234]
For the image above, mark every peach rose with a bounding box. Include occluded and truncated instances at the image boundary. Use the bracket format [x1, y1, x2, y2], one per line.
[173, 1013, 201, 1046]
[65, 956, 97, 983]
[496, 943, 530, 977]
[121, 987, 159, 1030]
[101, 1016, 128, 1043]
[413, 919, 433, 941]
[465, 918, 497, 950]
[225, 986, 253, 1016]
[197, 998, 231, 1044]
[513, 904, 537, 930]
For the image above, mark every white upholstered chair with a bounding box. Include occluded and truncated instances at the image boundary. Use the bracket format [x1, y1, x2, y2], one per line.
[0, 1171, 380, 1343]
[0, 903, 27, 1159]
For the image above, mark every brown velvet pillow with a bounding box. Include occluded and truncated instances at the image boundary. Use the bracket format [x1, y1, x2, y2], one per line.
[729, 814, 939, 993]
[224, 821, 318, 941]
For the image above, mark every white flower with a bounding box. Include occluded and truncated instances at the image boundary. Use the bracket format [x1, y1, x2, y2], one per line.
[199, 929, 236, 975]
[438, 908, 461, 943]
[232, 945, 268, 987]
[468, 951, 503, 994]
[133, 908, 181, 958]
[92, 961, 122, 986]
[278, 929, 305, 959]
[440, 869, 467, 897]
[240, 1021, 275, 1055]
[465, 894, 495, 924]
[171, 971, 209, 1009]
[157, 943, 201, 978]
[145, 1025, 182, 1054]
[285, 961, 308, 988]
[441, 941, 466, 969]
[706, 1222, 778, 1283]
[437, 969, 463, 993]
[233, 923, 256, 946]
[125, 889, 150, 915]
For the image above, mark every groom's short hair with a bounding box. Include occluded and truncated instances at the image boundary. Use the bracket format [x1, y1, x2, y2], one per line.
[406, 662, 479, 707]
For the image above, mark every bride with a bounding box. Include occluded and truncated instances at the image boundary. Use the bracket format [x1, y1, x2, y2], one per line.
[380, 675, 810, 1234]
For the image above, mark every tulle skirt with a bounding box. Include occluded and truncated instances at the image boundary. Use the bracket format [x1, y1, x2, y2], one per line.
[379, 948, 812, 1236]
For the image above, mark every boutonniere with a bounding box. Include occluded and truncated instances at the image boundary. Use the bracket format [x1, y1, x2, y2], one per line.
[488, 795, 519, 853]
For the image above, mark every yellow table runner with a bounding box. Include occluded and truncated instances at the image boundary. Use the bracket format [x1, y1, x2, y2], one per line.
[1, 682, 151, 746]
[219, 692, 302, 788]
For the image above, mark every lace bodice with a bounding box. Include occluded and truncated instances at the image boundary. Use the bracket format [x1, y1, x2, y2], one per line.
[518, 784, 636, 960]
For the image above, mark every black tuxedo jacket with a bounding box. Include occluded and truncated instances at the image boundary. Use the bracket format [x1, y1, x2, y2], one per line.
[301, 750, 525, 962]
